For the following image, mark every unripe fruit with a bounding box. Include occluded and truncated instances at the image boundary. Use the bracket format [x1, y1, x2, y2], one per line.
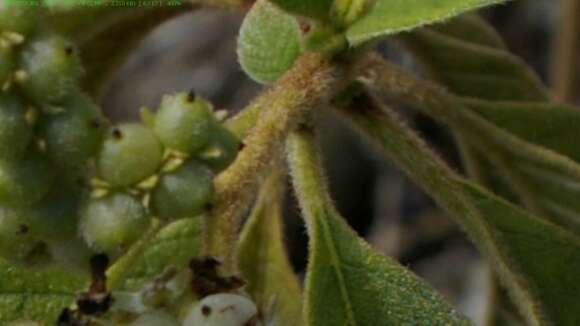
[97, 124, 163, 187]
[80, 192, 150, 256]
[183, 294, 260, 326]
[130, 311, 179, 326]
[151, 160, 213, 220]
[0, 205, 43, 263]
[198, 124, 240, 173]
[0, 45, 14, 86]
[18, 34, 83, 104]
[154, 92, 213, 154]
[0, 152, 55, 206]
[0, 94, 32, 161]
[40, 92, 104, 168]
[0, 4, 39, 36]
[26, 183, 80, 241]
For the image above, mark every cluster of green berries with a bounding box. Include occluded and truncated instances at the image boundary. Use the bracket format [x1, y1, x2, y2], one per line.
[0, 5, 240, 270]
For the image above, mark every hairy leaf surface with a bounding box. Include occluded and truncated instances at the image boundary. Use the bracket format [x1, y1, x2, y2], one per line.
[287, 128, 469, 325]
[238, 0, 301, 84]
[346, 0, 509, 46]
[0, 260, 87, 323]
[340, 97, 580, 326]
[237, 169, 302, 326]
[120, 218, 203, 290]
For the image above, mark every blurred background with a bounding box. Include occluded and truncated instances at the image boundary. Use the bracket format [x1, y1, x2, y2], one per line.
[98, 1, 576, 324]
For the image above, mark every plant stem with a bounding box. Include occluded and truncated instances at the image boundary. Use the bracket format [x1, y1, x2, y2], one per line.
[552, 0, 580, 102]
[356, 54, 580, 178]
[204, 52, 347, 270]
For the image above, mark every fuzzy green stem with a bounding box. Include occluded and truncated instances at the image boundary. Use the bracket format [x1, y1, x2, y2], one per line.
[204, 52, 347, 270]
[357, 54, 580, 179]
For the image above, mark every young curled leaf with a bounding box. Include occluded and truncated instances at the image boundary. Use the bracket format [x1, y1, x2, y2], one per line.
[237, 168, 302, 326]
[238, 0, 301, 84]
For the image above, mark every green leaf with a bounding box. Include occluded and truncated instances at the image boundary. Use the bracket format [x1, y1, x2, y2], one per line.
[238, 0, 301, 84]
[346, 0, 509, 46]
[287, 128, 469, 325]
[268, 0, 333, 22]
[399, 25, 547, 101]
[462, 100, 580, 164]
[237, 168, 302, 326]
[338, 94, 580, 325]
[119, 217, 203, 291]
[0, 260, 87, 323]
[401, 16, 580, 236]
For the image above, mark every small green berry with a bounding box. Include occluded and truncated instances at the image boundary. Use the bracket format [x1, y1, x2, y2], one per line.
[154, 92, 213, 154]
[40, 92, 104, 168]
[80, 192, 150, 257]
[197, 124, 240, 173]
[18, 34, 83, 104]
[97, 123, 163, 187]
[0, 205, 44, 263]
[0, 94, 32, 161]
[151, 160, 214, 220]
[26, 183, 81, 241]
[0, 151, 55, 206]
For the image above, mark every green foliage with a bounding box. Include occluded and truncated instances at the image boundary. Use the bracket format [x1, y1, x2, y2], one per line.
[237, 169, 302, 326]
[340, 96, 580, 325]
[288, 128, 469, 325]
[3, 1, 579, 325]
[0, 259, 87, 324]
[120, 217, 203, 290]
[346, 0, 509, 46]
[238, 0, 301, 84]
[151, 160, 214, 220]
[97, 123, 164, 187]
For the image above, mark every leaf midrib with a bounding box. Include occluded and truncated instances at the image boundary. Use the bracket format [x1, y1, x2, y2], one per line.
[314, 204, 357, 325]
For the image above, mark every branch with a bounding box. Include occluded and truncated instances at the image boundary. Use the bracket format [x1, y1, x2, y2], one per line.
[204, 52, 348, 269]
[551, 0, 580, 102]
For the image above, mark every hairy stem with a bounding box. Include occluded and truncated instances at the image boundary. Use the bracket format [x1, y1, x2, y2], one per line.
[551, 0, 580, 102]
[204, 52, 347, 269]
[356, 54, 580, 179]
